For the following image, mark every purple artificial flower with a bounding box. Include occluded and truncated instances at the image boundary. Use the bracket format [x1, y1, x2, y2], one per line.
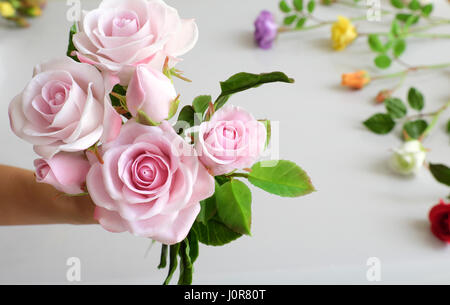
[254, 10, 278, 50]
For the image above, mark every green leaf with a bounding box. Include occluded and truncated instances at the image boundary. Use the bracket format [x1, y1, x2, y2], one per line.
[405, 14, 419, 28]
[396, 13, 419, 25]
[421, 4, 433, 17]
[279, 0, 291, 13]
[363, 113, 396, 134]
[174, 105, 195, 134]
[215, 175, 230, 186]
[295, 17, 307, 29]
[187, 231, 199, 264]
[216, 180, 252, 235]
[109, 84, 127, 107]
[368, 34, 385, 53]
[385, 98, 407, 119]
[408, 0, 420, 10]
[196, 183, 218, 224]
[374, 54, 392, 69]
[163, 243, 180, 285]
[447, 120, 450, 134]
[158, 244, 168, 269]
[192, 95, 212, 123]
[192, 220, 242, 246]
[214, 72, 294, 111]
[403, 119, 428, 139]
[293, 0, 303, 11]
[248, 160, 315, 197]
[429, 163, 450, 187]
[307, 0, 315, 13]
[390, 0, 404, 9]
[390, 19, 401, 37]
[67, 23, 80, 62]
[177, 239, 193, 285]
[393, 39, 406, 57]
[284, 15, 297, 26]
[407, 87, 425, 111]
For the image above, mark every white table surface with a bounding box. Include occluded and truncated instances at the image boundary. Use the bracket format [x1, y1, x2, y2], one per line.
[0, 0, 449, 284]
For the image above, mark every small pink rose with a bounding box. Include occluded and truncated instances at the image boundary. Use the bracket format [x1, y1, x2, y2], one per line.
[8, 57, 122, 158]
[196, 105, 267, 175]
[73, 0, 198, 85]
[87, 120, 214, 244]
[126, 65, 177, 123]
[34, 152, 91, 194]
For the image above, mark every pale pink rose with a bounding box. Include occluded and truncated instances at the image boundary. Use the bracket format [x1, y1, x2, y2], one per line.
[34, 152, 91, 194]
[196, 105, 267, 175]
[126, 65, 177, 123]
[73, 0, 198, 85]
[87, 120, 214, 244]
[8, 57, 122, 159]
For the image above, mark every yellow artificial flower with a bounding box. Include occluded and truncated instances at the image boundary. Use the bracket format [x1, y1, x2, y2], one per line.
[0, 1, 15, 18]
[331, 16, 357, 51]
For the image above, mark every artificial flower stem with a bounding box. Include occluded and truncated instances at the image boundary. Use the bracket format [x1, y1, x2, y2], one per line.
[420, 100, 450, 141]
[371, 63, 450, 81]
[226, 173, 249, 179]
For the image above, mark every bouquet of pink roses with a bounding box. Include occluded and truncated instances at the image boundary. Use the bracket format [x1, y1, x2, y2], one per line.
[8, 0, 314, 284]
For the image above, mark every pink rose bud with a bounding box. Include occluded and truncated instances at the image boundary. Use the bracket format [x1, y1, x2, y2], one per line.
[87, 120, 214, 245]
[34, 152, 91, 194]
[126, 65, 177, 123]
[196, 105, 267, 175]
[72, 0, 198, 85]
[8, 57, 122, 158]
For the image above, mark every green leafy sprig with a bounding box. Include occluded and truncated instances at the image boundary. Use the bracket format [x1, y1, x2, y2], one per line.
[158, 72, 314, 285]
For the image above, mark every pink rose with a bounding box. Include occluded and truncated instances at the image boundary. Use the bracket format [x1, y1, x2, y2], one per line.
[196, 105, 267, 175]
[8, 57, 122, 158]
[73, 0, 198, 85]
[34, 152, 90, 194]
[126, 65, 177, 123]
[87, 120, 214, 244]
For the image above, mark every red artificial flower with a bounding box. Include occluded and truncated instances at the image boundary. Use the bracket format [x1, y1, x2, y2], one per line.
[429, 199, 450, 243]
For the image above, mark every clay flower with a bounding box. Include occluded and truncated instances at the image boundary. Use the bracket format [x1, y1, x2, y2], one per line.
[331, 16, 357, 51]
[254, 10, 278, 50]
[72, 0, 198, 85]
[0, 1, 14, 18]
[429, 200, 450, 243]
[126, 65, 178, 123]
[87, 120, 215, 245]
[34, 152, 90, 194]
[390, 140, 427, 175]
[195, 105, 267, 176]
[341, 70, 370, 89]
[8, 57, 122, 158]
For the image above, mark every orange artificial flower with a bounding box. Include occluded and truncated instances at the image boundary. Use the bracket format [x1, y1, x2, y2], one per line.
[375, 89, 392, 103]
[341, 70, 370, 89]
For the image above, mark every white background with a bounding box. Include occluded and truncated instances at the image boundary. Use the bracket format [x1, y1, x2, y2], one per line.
[0, 0, 449, 284]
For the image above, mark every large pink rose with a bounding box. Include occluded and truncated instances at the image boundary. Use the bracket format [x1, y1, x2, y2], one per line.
[196, 105, 267, 175]
[126, 65, 177, 123]
[8, 57, 122, 158]
[34, 152, 90, 194]
[87, 120, 214, 244]
[73, 0, 198, 85]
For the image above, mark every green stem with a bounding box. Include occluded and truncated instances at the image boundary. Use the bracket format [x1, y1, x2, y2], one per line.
[278, 14, 370, 33]
[226, 173, 249, 179]
[420, 101, 450, 140]
[408, 32, 450, 39]
[371, 63, 450, 81]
